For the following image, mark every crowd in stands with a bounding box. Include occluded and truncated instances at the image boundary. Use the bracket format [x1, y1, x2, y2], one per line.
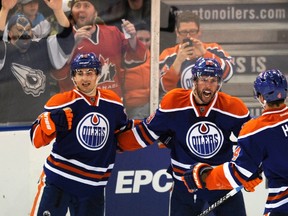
[2, 2, 288, 216]
[0, 0, 152, 123]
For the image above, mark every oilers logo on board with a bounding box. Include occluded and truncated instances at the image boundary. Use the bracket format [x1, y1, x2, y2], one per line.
[76, 112, 109, 151]
[180, 64, 194, 89]
[186, 121, 224, 158]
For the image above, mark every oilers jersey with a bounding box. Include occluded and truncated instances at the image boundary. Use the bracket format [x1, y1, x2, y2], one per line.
[30, 88, 132, 197]
[159, 43, 234, 92]
[206, 104, 288, 215]
[118, 88, 251, 191]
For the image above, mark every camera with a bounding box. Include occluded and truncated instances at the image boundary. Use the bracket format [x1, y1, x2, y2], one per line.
[182, 38, 193, 47]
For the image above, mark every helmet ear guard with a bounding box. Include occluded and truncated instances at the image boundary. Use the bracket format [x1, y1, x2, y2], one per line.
[192, 57, 223, 82]
[253, 69, 287, 103]
[70, 52, 102, 77]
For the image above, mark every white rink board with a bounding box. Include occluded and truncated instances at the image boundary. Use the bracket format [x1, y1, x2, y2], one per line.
[0, 130, 267, 216]
[0, 130, 51, 216]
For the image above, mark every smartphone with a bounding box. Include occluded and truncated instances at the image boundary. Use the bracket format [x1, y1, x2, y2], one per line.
[182, 38, 193, 47]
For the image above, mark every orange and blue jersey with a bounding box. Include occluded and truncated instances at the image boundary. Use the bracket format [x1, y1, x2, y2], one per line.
[30, 88, 133, 198]
[118, 88, 250, 191]
[159, 42, 234, 92]
[205, 104, 288, 215]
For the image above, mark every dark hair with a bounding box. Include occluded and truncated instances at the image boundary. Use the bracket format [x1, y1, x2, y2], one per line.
[135, 21, 150, 32]
[175, 10, 200, 30]
[71, 0, 98, 10]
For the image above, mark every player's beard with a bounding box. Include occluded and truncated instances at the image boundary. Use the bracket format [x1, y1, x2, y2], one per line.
[195, 89, 216, 105]
[193, 83, 217, 105]
[192, 81, 222, 105]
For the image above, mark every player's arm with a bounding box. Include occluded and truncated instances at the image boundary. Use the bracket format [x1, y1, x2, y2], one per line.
[182, 162, 262, 193]
[30, 108, 73, 148]
[117, 121, 155, 151]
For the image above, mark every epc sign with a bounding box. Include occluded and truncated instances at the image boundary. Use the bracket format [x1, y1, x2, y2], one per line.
[115, 169, 173, 194]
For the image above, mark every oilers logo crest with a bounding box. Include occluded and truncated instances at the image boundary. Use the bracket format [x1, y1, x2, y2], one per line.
[180, 64, 194, 89]
[11, 63, 46, 96]
[186, 121, 224, 158]
[76, 112, 109, 151]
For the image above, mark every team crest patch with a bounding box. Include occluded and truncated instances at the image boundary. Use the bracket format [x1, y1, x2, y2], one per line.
[76, 112, 109, 151]
[11, 63, 46, 96]
[186, 121, 224, 158]
[180, 64, 194, 89]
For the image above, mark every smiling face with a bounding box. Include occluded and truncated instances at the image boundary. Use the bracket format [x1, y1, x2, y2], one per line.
[72, 68, 99, 96]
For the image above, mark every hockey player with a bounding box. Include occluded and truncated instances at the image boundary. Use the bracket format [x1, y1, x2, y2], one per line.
[30, 53, 138, 216]
[117, 57, 251, 216]
[182, 69, 288, 216]
[0, 0, 73, 124]
[159, 11, 234, 93]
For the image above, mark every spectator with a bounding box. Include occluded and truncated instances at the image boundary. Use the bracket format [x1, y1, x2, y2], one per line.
[50, 0, 147, 98]
[17, 0, 51, 38]
[124, 21, 151, 118]
[17, 0, 45, 28]
[99, 0, 151, 31]
[122, 0, 151, 27]
[117, 58, 250, 216]
[182, 69, 288, 216]
[159, 10, 234, 93]
[2, 0, 51, 40]
[0, 0, 74, 124]
[97, 0, 126, 26]
[29, 52, 139, 216]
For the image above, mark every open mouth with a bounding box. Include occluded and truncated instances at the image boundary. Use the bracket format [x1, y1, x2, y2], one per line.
[203, 90, 212, 98]
[82, 82, 90, 87]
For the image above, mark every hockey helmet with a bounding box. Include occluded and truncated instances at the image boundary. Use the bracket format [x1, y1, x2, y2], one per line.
[192, 57, 223, 81]
[71, 52, 102, 76]
[254, 69, 287, 102]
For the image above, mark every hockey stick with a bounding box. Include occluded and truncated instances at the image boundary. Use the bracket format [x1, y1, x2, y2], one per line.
[197, 186, 243, 216]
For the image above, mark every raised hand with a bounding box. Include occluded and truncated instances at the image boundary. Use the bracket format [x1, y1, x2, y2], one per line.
[44, 0, 63, 11]
[1, 0, 17, 10]
[40, 108, 73, 135]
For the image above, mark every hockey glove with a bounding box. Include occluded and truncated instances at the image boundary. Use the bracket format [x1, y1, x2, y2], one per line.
[242, 171, 263, 192]
[40, 108, 73, 135]
[182, 163, 213, 193]
[157, 132, 175, 149]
